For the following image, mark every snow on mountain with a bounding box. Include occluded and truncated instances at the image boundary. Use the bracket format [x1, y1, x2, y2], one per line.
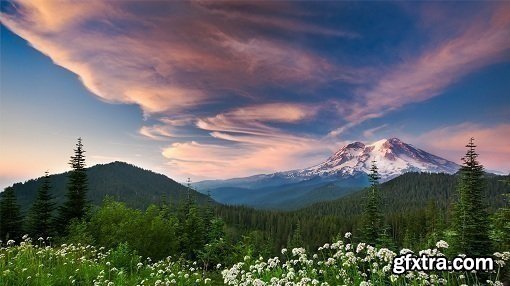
[281, 138, 460, 181]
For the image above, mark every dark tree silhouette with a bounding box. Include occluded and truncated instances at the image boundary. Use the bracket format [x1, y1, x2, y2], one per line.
[0, 187, 23, 241]
[26, 171, 56, 239]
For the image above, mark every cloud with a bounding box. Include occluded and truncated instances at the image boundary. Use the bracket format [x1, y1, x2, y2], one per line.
[1, 1, 358, 117]
[160, 103, 332, 179]
[195, 1, 358, 38]
[196, 103, 318, 136]
[362, 124, 389, 139]
[162, 138, 331, 180]
[330, 2, 510, 135]
[415, 123, 510, 173]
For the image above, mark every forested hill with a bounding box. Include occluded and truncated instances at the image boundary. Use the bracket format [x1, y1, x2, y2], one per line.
[9, 161, 213, 211]
[215, 172, 509, 251]
[298, 172, 509, 218]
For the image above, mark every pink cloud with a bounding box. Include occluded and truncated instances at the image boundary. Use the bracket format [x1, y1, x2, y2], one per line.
[160, 103, 333, 179]
[1, 1, 357, 117]
[196, 103, 318, 136]
[161, 138, 332, 180]
[195, 1, 358, 38]
[415, 123, 510, 173]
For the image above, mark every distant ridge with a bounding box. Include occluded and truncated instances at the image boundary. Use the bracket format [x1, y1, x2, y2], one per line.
[10, 161, 213, 211]
[195, 138, 461, 208]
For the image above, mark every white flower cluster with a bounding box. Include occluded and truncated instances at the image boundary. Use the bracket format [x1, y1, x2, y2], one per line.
[221, 234, 509, 286]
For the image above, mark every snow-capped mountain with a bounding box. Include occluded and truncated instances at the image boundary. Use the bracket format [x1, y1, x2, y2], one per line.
[282, 138, 460, 181]
[195, 138, 460, 209]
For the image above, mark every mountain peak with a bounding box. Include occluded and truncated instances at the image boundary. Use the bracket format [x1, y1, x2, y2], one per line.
[345, 141, 365, 149]
[293, 138, 460, 181]
[387, 137, 403, 143]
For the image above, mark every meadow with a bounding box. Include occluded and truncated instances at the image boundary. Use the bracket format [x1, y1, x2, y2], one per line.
[1, 235, 508, 286]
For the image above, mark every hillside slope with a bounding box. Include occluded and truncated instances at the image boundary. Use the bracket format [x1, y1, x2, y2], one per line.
[10, 161, 212, 211]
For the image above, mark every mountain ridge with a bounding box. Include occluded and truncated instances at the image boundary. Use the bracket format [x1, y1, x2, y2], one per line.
[195, 138, 461, 208]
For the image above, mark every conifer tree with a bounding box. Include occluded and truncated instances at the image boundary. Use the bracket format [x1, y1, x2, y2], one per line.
[0, 187, 23, 241]
[203, 190, 214, 238]
[181, 204, 205, 259]
[287, 221, 303, 249]
[360, 161, 383, 245]
[26, 171, 56, 239]
[452, 137, 491, 256]
[56, 138, 89, 234]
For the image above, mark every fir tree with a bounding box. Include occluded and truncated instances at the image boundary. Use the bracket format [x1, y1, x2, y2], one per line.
[26, 171, 56, 239]
[360, 161, 383, 245]
[56, 138, 89, 234]
[203, 190, 214, 239]
[287, 221, 303, 249]
[452, 137, 491, 256]
[181, 204, 205, 259]
[0, 187, 23, 241]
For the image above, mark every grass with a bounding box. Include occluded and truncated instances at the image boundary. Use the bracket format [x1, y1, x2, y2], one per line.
[1, 235, 508, 285]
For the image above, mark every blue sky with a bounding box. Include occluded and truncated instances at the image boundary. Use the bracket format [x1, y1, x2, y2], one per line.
[1, 1, 509, 187]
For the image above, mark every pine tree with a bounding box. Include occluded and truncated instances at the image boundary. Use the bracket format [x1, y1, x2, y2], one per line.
[26, 171, 56, 239]
[0, 187, 23, 242]
[181, 204, 205, 259]
[203, 190, 214, 240]
[360, 161, 383, 245]
[56, 138, 89, 234]
[452, 137, 491, 256]
[288, 221, 303, 249]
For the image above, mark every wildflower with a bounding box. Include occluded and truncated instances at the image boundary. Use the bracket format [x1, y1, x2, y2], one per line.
[291, 248, 305, 256]
[281, 248, 287, 254]
[435, 240, 449, 249]
[399, 248, 413, 255]
[344, 232, 352, 239]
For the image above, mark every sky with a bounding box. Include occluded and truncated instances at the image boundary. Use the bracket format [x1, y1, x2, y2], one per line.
[1, 1, 509, 188]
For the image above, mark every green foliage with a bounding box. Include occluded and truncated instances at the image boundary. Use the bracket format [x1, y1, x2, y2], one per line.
[25, 172, 56, 239]
[56, 138, 89, 234]
[452, 138, 491, 256]
[287, 221, 304, 250]
[107, 242, 141, 273]
[0, 238, 213, 285]
[0, 186, 23, 242]
[180, 204, 205, 259]
[64, 219, 94, 246]
[88, 199, 179, 260]
[490, 175, 510, 250]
